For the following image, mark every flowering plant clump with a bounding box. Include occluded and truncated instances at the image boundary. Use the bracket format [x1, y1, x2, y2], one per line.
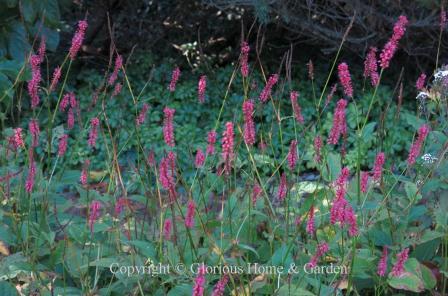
[0, 13, 447, 296]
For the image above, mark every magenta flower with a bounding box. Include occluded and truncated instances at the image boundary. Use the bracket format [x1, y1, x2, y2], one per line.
[69, 92, 77, 108]
[277, 173, 287, 201]
[108, 54, 123, 86]
[159, 153, 177, 199]
[416, 73, 426, 90]
[58, 134, 69, 157]
[222, 122, 234, 175]
[259, 74, 278, 102]
[60, 93, 70, 112]
[240, 42, 250, 77]
[373, 152, 385, 181]
[195, 149, 205, 168]
[392, 248, 409, 277]
[13, 128, 25, 149]
[212, 275, 229, 296]
[377, 247, 388, 277]
[147, 150, 156, 167]
[306, 205, 315, 235]
[29, 119, 40, 147]
[49, 66, 62, 92]
[198, 75, 207, 103]
[252, 183, 262, 205]
[69, 20, 88, 60]
[290, 91, 304, 124]
[163, 107, 176, 147]
[185, 200, 196, 229]
[136, 103, 150, 126]
[287, 140, 298, 171]
[380, 15, 408, 69]
[338, 62, 353, 98]
[114, 198, 128, 216]
[169, 67, 180, 92]
[192, 264, 206, 296]
[163, 218, 172, 240]
[325, 83, 337, 107]
[314, 136, 323, 163]
[360, 171, 369, 193]
[327, 99, 348, 145]
[407, 124, 430, 165]
[88, 117, 100, 148]
[242, 100, 256, 146]
[364, 47, 379, 86]
[308, 242, 329, 268]
[80, 159, 90, 185]
[27, 54, 42, 108]
[206, 130, 217, 155]
[25, 158, 36, 193]
[88, 200, 101, 233]
[112, 82, 122, 96]
[37, 37, 46, 61]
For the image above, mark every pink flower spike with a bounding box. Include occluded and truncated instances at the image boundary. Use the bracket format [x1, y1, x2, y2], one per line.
[112, 82, 122, 96]
[192, 264, 206, 296]
[49, 66, 62, 92]
[206, 130, 217, 155]
[242, 100, 256, 146]
[338, 62, 353, 98]
[308, 242, 329, 268]
[212, 275, 229, 296]
[373, 152, 385, 181]
[88, 200, 101, 234]
[29, 119, 40, 147]
[58, 134, 68, 157]
[60, 93, 70, 112]
[416, 73, 426, 90]
[80, 159, 90, 185]
[306, 205, 315, 235]
[360, 171, 369, 193]
[364, 47, 379, 86]
[377, 247, 388, 277]
[69, 20, 88, 60]
[277, 173, 287, 201]
[259, 74, 278, 102]
[163, 107, 176, 147]
[169, 67, 180, 92]
[407, 124, 430, 166]
[392, 248, 409, 277]
[114, 197, 128, 216]
[195, 149, 205, 168]
[13, 128, 25, 149]
[163, 219, 172, 240]
[198, 75, 207, 103]
[252, 183, 262, 205]
[136, 103, 150, 126]
[287, 140, 298, 171]
[88, 117, 100, 148]
[380, 15, 408, 69]
[221, 122, 234, 175]
[25, 158, 36, 193]
[185, 200, 196, 229]
[327, 99, 348, 145]
[240, 42, 250, 77]
[108, 54, 123, 86]
[290, 91, 304, 124]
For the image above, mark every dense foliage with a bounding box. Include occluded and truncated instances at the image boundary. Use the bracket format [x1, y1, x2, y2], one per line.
[0, 9, 448, 296]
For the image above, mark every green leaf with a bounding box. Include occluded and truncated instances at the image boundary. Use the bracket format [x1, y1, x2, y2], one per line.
[127, 240, 156, 260]
[238, 243, 260, 259]
[277, 285, 315, 296]
[404, 182, 421, 201]
[420, 264, 437, 289]
[167, 284, 193, 296]
[21, 0, 36, 23]
[388, 272, 425, 292]
[0, 281, 18, 296]
[0, 73, 12, 96]
[7, 22, 31, 62]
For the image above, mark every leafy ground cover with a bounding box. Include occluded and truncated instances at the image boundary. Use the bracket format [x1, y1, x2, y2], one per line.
[0, 14, 447, 296]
